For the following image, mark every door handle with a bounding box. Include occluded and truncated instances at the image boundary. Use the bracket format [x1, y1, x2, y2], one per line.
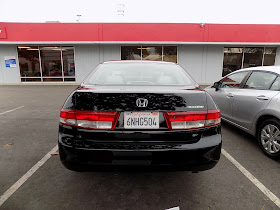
[256, 95, 269, 100]
[227, 93, 234, 98]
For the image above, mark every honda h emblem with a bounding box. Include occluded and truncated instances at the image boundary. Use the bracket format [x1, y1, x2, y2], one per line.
[136, 98, 148, 107]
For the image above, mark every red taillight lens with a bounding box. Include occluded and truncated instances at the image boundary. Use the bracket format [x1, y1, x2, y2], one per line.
[165, 111, 207, 122]
[164, 109, 220, 130]
[205, 110, 221, 126]
[76, 111, 119, 130]
[60, 109, 76, 126]
[60, 109, 120, 130]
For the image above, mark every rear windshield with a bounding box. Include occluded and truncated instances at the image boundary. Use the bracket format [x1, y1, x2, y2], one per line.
[84, 62, 195, 86]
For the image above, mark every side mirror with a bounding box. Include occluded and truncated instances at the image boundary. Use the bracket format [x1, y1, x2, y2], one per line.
[213, 82, 220, 91]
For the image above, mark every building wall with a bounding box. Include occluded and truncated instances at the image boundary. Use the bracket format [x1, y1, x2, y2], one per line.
[178, 45, 224, 84]
[204, 45, 224, 84]
[0, 45, 21, 84]
[103, 45, 121, 62]
[1, 44, 278, 84]
[74, 44, 120, 83]
[75, 44, 225, 84]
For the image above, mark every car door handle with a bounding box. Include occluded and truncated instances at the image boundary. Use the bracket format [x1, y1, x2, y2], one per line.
[256, 95, 269, 100]
[227, 93, 234, 98]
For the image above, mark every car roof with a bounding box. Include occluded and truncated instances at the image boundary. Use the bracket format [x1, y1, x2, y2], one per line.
[102, 60, 176, 65]
[233, 66, 280, 74]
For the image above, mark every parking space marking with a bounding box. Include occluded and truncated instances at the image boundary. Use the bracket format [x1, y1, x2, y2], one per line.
[222, 149, 280, 208]
[1, 145, 279, 207]
[166, 207, 180, 210]
[0, 144, 58, 207]
[0, 106, 24, 116]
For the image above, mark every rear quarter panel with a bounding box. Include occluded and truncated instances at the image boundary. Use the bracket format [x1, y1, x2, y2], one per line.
[251, 92, 280, 136]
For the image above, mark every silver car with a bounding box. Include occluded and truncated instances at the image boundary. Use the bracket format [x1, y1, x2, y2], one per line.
[205, 66, 280, 158]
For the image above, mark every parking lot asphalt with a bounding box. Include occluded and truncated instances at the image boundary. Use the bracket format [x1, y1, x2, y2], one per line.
[0, 85, 280, 210]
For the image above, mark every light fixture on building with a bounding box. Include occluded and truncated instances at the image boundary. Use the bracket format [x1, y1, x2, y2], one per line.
[41, 47, 59, 49]
[137, 48, 151, 50]
[18, 46, 31, 49]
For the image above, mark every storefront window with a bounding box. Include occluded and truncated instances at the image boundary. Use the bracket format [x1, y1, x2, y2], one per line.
[18, 46, 41, 79]
[243, 47, 264, 68]
[121, 46, 141, 60]
[264, 47, 277, 66]
[222, 48, 243, 76]
[223, 47, 277, 76]
[18, 46, 75, 82]
[40, 47, 62, 80]
[163, 46, 177, 63]
[142, 46, 162, 61]
[121, 46, 177, 63]
[62, 47, 76, 81]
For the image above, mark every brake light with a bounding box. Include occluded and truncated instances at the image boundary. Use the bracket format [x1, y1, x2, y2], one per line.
[60, 109, 120, 130]
[205, 110, 221, 126]
[60, 109, 76, 126]
[164, 109, 220, 130]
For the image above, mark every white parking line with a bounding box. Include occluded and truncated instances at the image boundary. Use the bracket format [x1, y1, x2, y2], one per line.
[0, 145, 58, 207]
[0, 145, 279, 207]
[166, 207, 180, 210]
[222, 149, 280, 208]
[0, 106, 24, 116]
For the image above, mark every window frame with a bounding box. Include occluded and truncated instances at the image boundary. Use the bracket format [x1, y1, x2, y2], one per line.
[241, 70, 280, 91]
[270, 76, 280, 91]
[222, 47, 278, 77]
[18, 45, 76, 83]
[218, 70, 250, 89]
[120, 45, 178, 63]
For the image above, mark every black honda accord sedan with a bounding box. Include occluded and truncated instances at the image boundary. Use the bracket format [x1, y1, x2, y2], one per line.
[59, 61, 222, 172]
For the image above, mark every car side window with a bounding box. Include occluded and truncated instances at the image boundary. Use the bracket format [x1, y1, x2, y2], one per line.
[220, 71, 248, 88]
[244, 71, 277, 90]
[270, 76, 280, 90]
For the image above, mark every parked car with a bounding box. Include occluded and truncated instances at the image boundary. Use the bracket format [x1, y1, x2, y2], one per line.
[59, 61, 222, 172]
[205, 66, 280, 158]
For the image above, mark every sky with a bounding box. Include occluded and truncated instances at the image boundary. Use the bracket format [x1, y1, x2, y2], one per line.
[0, 0, 280, 24]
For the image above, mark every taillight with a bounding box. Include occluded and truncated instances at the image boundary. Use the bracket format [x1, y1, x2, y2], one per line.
[60, 109, 76, 126]
[205, 110, 221, 126]
[164, 109, 220, 130]
[76, 111, 119, 130]
[60, 109, 120, 130]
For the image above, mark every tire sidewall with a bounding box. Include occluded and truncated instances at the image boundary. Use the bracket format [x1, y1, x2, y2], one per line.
[257, 118, 280, 158]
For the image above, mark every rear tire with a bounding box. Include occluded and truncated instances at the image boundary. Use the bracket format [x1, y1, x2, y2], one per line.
[257, 118, 280, 158]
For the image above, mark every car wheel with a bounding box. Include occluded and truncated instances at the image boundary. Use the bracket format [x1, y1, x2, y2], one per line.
[258, 118, 280, 158]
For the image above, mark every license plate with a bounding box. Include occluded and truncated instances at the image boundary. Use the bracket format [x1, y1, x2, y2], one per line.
[124, 112, 159, 129]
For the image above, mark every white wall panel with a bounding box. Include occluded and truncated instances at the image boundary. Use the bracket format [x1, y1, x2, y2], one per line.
[103, 45, 121, 62]
[74, 45, 121, 83]
[178, 45, 204, 83]
[0, 45, 21, 84]
[204, 46, 224, 84]
[74, 45, 100, 83]
[178, 45, 223, 84]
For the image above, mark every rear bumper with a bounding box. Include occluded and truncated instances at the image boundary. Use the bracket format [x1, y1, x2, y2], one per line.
[58, 133, 222, 172]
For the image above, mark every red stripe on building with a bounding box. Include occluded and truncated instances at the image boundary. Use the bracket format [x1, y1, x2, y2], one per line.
[1, 22, 280, 43]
